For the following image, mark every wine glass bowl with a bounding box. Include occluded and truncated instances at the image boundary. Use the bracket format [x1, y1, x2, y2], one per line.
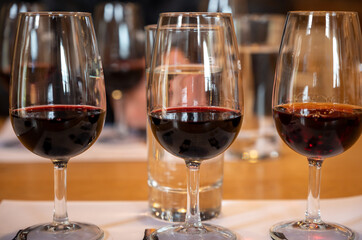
[94, 2, 145, 137]
[270, 11, 362, 240]
[147, 12, 242, 239]
[9, 12, 106, 240]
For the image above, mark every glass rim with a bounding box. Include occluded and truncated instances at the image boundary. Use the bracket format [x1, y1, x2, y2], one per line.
[159, 12, 232, 17]
[287, 11, 358, 16]
[18, 11, 91, 17]
[144, 24, 157, 31]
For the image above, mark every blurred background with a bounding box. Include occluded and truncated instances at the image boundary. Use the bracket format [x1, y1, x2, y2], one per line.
[0, 0, 361, 133]
[0, 0, 361, 26]
[0, 0, 361, 223]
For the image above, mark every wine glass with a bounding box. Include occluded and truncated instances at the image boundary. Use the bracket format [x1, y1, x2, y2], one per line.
[147, 12, 243, 239]
[270, 11, 362, 240]
[94, 2, 145, 139]
[10, 12, 106, 239]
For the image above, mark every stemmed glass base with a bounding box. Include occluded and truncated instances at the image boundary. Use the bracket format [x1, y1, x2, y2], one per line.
[14, 222, 104, 240]
[149, 223, 236, 240]
[270, 220, 355, 240]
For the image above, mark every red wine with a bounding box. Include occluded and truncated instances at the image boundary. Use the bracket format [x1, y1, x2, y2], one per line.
[149, 107, 242, 160]
[11, 105, 105, 160]
[104, 59, 144, 93]
[273, 103, 362, 158]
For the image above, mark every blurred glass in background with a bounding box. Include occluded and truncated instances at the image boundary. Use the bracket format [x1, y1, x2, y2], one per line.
[0, 1, 44, 117]
[94, 2, 146, 141]
[201, 0, 285, 161]
[229, 14, 285, 161]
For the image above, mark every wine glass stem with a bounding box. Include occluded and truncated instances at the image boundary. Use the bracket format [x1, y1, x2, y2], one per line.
[53, 161, 70, 225]
[185, 160, 202, 228]
[112, 93, 128, 135]
[305, 158, 324, 224]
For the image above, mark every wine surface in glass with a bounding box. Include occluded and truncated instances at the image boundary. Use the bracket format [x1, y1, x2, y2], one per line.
[11, 105, 105, 160]
[149, 106, 242, 160]
[273, 102, 362, 158]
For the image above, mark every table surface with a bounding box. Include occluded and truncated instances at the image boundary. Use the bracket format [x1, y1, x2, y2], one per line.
[0, 116, 361, 201]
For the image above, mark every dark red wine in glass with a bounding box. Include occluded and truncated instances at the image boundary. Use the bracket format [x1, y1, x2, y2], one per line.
[273, 102, 362, 159]
[149, 106, 242, 160]
[10, 105, 105, 161]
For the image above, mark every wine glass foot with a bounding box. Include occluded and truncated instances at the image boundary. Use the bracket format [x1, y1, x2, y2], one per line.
[14, 222, 104, 240]
[149, 223, 237, 240]
[270, 220, 356, 240]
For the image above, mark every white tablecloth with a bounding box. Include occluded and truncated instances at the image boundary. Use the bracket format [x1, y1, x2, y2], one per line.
[0, 196, 361, 240]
